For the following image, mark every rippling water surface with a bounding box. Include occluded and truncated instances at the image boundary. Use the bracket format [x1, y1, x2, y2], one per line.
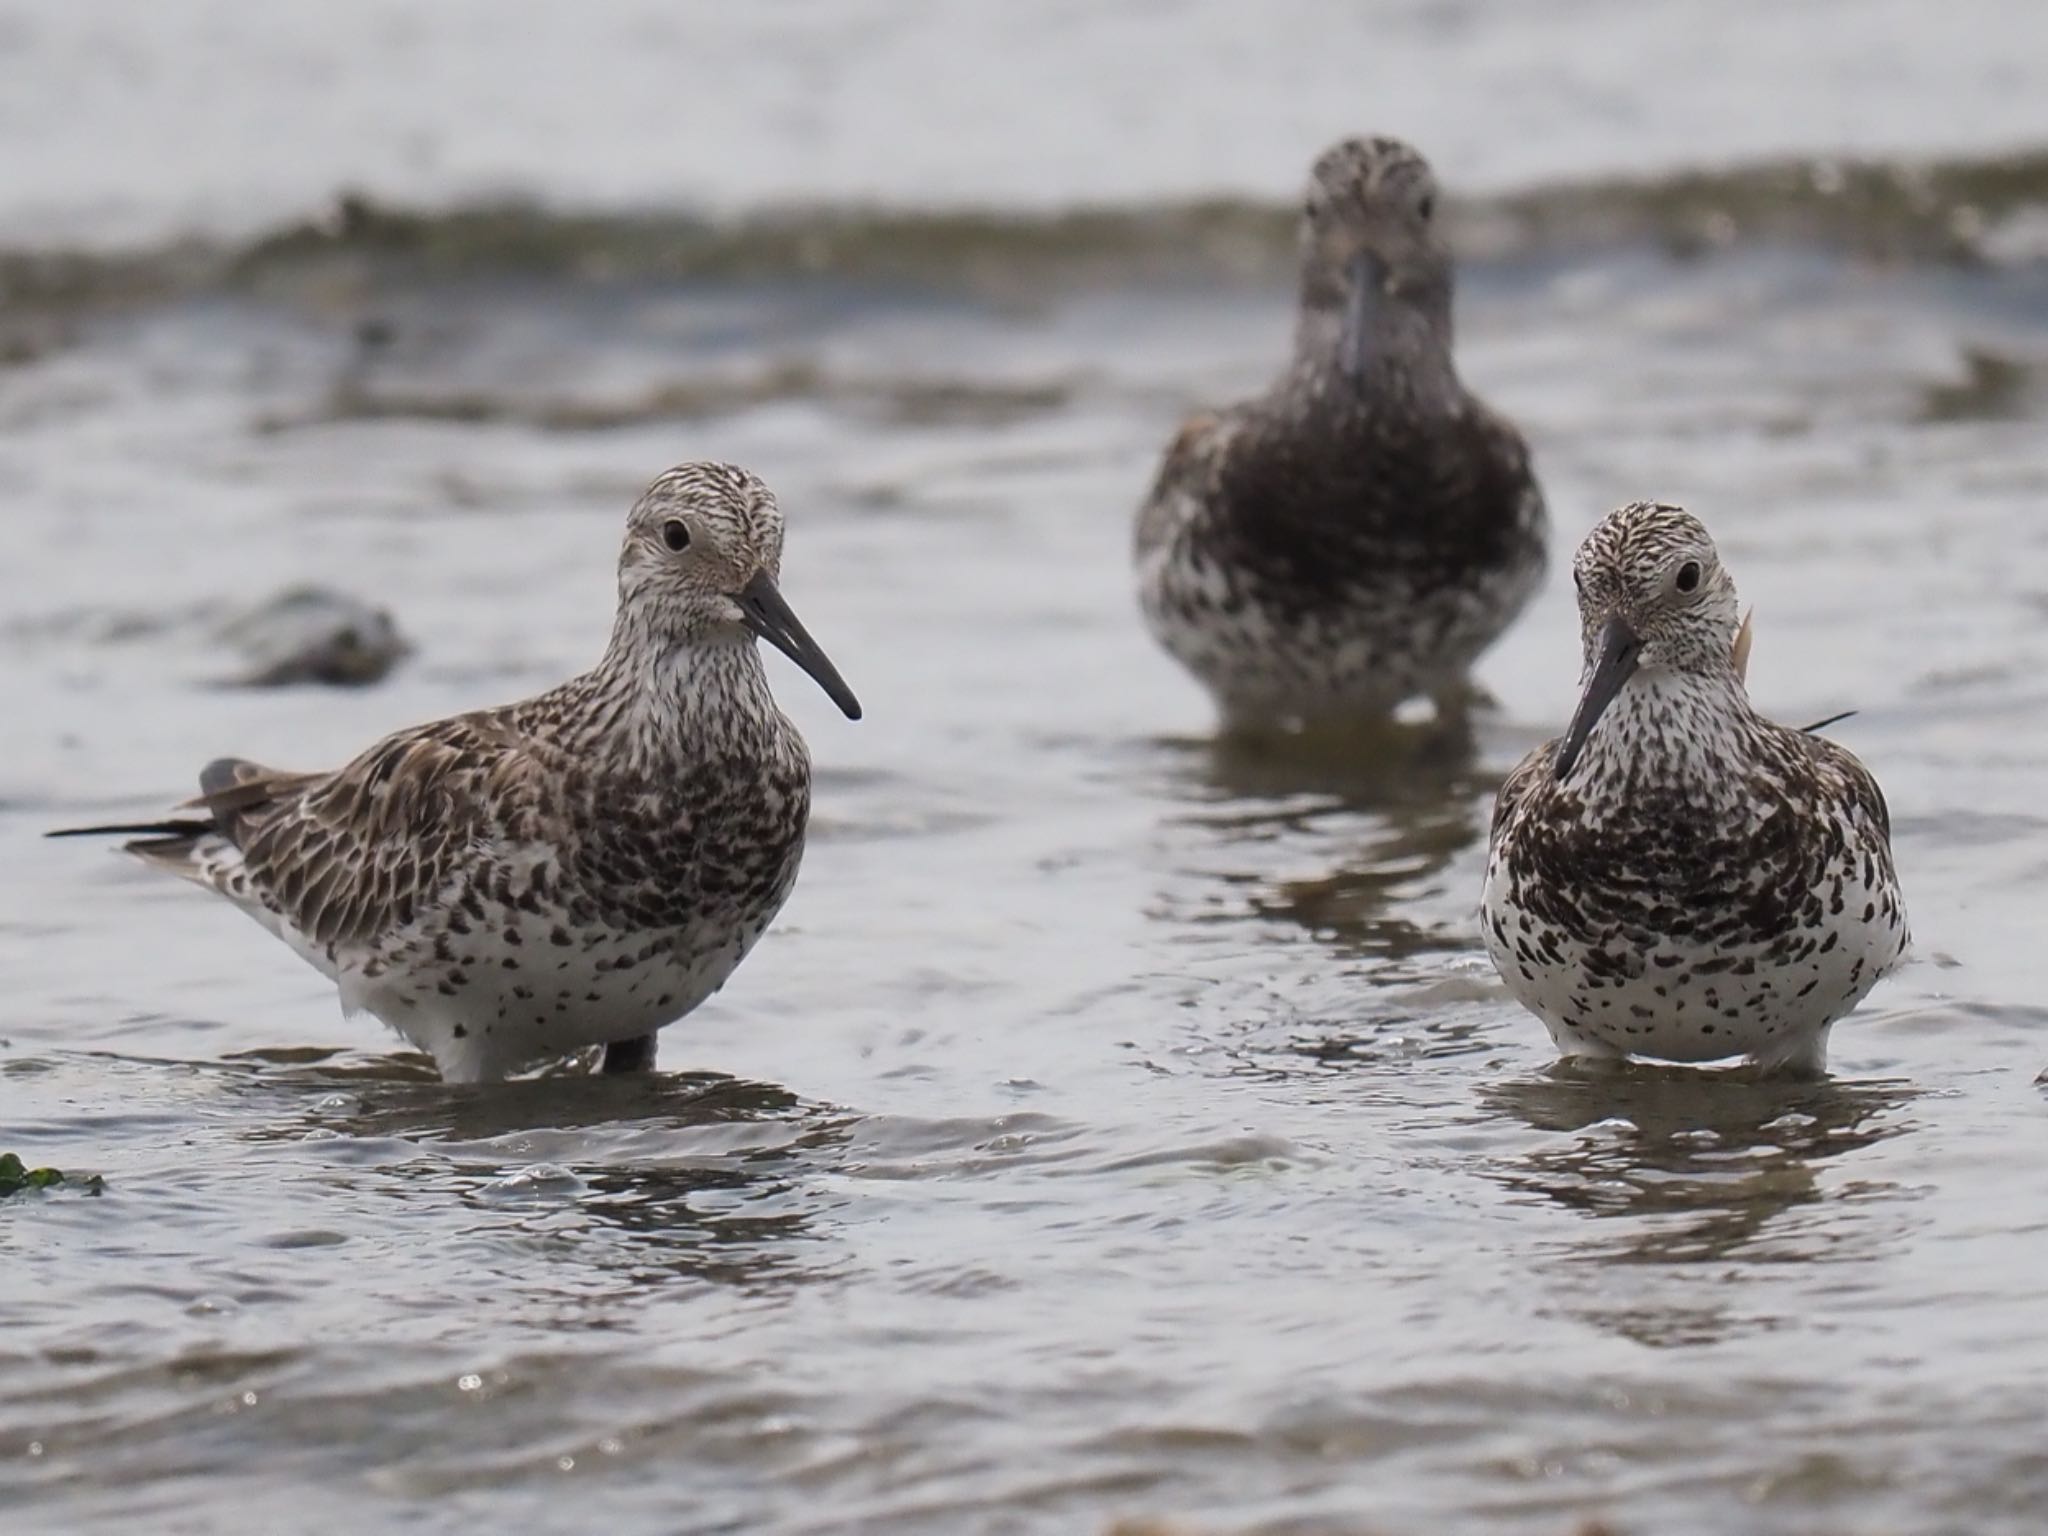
[5, 7, 2048, 1535]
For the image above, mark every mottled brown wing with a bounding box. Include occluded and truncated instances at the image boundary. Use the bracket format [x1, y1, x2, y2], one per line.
[233, 712, 545, 960]
[1211, 392, 1543, 606]
[1135, 409, 1231, 556]
[1364, 396, 1541, 551]
[1488, 739, 1557, 847]
[182, 757, 326, 844]
[1801, 732, 1894, 845]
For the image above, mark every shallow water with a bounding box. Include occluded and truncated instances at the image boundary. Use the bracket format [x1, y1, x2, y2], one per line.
[7, 10, 2048, 1536]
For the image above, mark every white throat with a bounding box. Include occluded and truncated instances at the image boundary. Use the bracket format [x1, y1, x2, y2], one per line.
[1568, 665, 1755, 808]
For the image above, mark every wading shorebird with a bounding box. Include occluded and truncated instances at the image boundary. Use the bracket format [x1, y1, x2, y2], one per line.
[1481, 501, 1907, 1077]
[52, 463, 860, 1083]
[1134, 135, 1546, 733]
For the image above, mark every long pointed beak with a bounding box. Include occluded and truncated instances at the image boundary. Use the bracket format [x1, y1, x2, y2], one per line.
[1339, 251, 1384, 381]
[737, 571, 861, 721]
[1552, 616, 1641, 782]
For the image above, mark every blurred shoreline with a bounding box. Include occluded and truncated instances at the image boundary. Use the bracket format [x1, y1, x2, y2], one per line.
[3, 147, 2046, 322]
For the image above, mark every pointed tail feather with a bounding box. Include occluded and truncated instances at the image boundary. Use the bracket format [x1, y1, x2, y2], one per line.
[48, 757, 303, 845]
[45, 818, 214, 841]
[1733, 610, 1859, 736]
[1800, 710, 1858, 734]
[47, 817, 222, 883]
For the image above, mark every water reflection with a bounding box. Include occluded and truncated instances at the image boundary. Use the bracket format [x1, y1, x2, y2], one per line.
[363, 1069, 808, 1143]
[223, 1048, 810, 1138]
[1188, 708, 1480, 804]
[221, 1054, 852, 1297]
[1252, 800, 1484, 962]
[1147, 713, 1490, 961]
[564, 1158, 839, 1296]
[1484, 1061, 1917, 1268]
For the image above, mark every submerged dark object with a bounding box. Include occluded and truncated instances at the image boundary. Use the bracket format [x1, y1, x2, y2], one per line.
[0, 1152, 102, 1196]
[216, 584, 412, 688]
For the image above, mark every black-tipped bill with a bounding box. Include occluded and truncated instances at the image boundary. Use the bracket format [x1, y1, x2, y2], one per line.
[1338, 251, 1385, 381]
[1552, 616, 1641, 782]
[737, 571, 861, 720]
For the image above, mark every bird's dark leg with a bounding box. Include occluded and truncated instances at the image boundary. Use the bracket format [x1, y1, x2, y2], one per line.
[600, 1034, 658, 1074]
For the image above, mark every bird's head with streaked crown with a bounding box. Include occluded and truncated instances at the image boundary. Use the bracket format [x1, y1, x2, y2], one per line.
[1295, 135, 1454, 384]
[615, 461, 860, 720]
[1552, 500, 1742, 780]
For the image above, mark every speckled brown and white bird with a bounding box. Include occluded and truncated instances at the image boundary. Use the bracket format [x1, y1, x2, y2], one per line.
[1134, 135, 1546, 732]
[1481, 501, 1907, 1077]
[51, 462, 860, 1083]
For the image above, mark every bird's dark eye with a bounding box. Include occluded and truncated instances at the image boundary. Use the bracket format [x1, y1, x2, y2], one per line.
[1417, 193, 1435, 220]
[662, 520, 690, 552]
[1675, 561, 1702, 592]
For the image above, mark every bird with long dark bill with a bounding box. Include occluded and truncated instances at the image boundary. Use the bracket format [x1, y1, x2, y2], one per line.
[52, 463, 860, 1083]
[1135, 135, 1547, 733]
[1482, 501, 1907, 1076]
